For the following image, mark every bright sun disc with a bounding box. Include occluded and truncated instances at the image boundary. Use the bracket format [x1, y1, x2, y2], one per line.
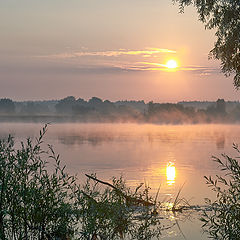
[166, 60, 178, 69]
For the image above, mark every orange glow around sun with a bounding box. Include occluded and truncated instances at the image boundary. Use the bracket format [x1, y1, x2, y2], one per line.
[166, 59, 178, 69]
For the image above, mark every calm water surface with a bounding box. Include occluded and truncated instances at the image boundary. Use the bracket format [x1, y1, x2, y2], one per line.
[1, 123, 240, 239]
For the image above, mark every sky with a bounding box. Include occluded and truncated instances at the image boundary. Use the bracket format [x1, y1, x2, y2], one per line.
[0, 0, 239, 102]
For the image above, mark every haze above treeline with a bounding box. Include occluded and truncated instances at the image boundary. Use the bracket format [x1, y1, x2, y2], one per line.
[0, 96, 240, 124]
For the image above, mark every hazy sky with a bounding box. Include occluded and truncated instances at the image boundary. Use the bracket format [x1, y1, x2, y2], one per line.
[0, 0, 239, 102]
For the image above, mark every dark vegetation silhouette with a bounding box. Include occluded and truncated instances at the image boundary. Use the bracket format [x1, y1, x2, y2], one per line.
[0, 125, 191, 240]
[1, 96, 240, 123]
[202, 145, 240, 239]
[0, 99, 15, 114]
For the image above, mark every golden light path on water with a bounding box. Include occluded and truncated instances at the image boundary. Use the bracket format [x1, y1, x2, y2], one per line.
[166, 162, 176, 185]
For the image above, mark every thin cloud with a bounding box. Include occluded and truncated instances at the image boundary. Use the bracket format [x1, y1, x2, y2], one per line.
[138, 61, 166, 68]
[34, 48, 219, 75]
[38, 48, 176, 59]
[139, 61, 219, 73]
[4, 59, 219, 75]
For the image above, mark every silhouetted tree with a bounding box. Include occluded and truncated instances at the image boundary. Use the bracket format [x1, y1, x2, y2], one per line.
[115, 100, 146, 112]
[147, 101, 155, 115]
[147, 102, 195, 123]
[55, 96, 76, 114]
[101, 100, 116, 114]
[216, 99, 226, 114]
[88, 97, 103, 105]
[76, 98, 87, 105]
[0, 98, 15, 114]
[174, 0, 240, 87]
[206, 99, 226, 119]
[20, 102, 50, 115]
[230, 104, 240, 121]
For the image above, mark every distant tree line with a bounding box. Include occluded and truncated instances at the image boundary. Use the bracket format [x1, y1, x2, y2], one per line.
[148, 99, 230, 124]
[1, 96, 240, 123]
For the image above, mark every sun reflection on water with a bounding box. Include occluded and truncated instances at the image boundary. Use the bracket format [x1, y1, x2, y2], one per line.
[166, 162, 176, 185]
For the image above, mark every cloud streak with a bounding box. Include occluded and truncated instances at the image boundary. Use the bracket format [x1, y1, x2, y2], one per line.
[138, 61, 219, 73]
[38, 48, 176, 59]
[1, 58, 219, 76]
[34, 47, 219, 75]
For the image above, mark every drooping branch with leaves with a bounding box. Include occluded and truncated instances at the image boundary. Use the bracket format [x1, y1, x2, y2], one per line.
[174, 0, 240, 87]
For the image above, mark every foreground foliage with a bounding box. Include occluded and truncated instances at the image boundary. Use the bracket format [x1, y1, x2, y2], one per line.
[0, 125, 181, 239]
[0, 125, 79, 239]
[202, 144, 240, 239]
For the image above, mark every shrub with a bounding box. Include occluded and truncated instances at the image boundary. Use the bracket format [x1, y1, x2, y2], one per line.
[0, 125, 78, 239]
[202, 144, 240, 239]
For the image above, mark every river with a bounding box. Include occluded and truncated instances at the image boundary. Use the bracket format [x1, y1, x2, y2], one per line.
[1, 123, 240, 239]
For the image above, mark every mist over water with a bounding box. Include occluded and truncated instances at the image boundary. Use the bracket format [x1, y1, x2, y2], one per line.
[1, 123, 239, 201]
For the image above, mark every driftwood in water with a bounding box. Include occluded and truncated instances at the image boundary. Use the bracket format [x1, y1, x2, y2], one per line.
[85, 174, 154, 207]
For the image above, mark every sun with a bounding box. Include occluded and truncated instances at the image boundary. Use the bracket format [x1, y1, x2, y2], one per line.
[166, 59, 178, 69]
